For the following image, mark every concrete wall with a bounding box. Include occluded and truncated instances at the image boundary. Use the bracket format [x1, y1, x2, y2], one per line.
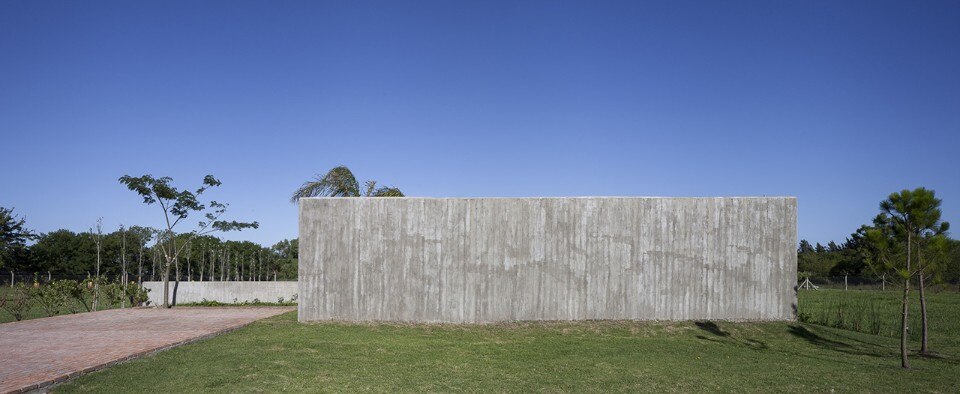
[143, 281, 298, 305]
[298, 197, 797, 323]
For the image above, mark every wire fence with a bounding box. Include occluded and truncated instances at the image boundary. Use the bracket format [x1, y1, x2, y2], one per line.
[800, 275, 960, 292]
[1, 270, 297, 287]
[1, 271, 117, 287]
[7, 271, 959, 292]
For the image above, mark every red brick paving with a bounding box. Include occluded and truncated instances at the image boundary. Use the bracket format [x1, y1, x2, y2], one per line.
[0, 307, 293, 393]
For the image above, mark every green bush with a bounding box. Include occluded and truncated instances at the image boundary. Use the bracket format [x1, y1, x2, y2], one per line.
[32, 280, 69, 317]
[1, 284, 34, 321]
[127, 281, 151, 306]
[0, 279, 153, 323]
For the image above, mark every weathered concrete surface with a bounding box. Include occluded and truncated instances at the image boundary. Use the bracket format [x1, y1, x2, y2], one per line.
[0, 307, 292, 393]
[299, 197, 797, 323]
[143, 281, 298, 305]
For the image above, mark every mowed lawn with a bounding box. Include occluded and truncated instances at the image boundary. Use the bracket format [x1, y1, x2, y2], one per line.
[57, 291, 960, 393]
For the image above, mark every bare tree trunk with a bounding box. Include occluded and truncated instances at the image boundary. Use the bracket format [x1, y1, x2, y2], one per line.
[919, 270, 929, 355]
[211, 248, 216, 281]
[138, 243, 144, 285]
[901, 231, 912, 369]
[161, 230, 179, 309]
[152, 246, 158, 282]
[92, 219, 102, 312]
[162, 259, 171, 308]
[175, 253, 181, 283]
[901, 277, 910, 368]
[187, 242, 192, 282]
[169, 233, 180, 308]
[121, 226, 127, 309]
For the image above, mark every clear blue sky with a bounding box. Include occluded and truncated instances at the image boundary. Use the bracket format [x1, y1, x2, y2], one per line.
[2, 1, 958, 247]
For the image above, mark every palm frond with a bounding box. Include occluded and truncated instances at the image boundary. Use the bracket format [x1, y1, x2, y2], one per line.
[290, 166, 360, 203]
[370, 186, 404, 197]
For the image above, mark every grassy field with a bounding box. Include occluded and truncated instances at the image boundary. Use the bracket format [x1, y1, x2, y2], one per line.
[55, 290, 960, 393]
[798, 288, 960, 346]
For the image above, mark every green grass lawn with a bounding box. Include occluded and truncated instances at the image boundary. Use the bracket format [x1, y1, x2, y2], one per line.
[798, 288, 960, 346]
[56, 290, 960, 393]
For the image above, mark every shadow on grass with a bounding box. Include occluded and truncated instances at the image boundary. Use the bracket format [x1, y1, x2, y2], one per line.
[785, 324, 960, 368]
[694, 321, 767, 350]
[695, 321, 729, 337]
[787, 324, 905, 360]
[915, 349, 960, 365]
[788, 325, 850, 348]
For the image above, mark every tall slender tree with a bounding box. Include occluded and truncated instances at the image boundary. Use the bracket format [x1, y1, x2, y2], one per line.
[120, 224, 127, 308]
[885, 188, 949, 355]
[119, 174, 258, 307]
[91, 218, 103, 311]
[868, 187, 950, 367]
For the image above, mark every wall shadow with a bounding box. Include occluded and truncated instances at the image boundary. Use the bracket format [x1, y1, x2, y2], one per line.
[694, 321, 767, 350]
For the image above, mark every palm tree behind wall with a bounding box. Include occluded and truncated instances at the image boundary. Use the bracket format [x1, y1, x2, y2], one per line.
[290, 166, 404, 202]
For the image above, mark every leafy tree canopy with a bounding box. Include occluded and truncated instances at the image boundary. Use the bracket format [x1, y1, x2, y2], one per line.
[0, 207, 37, 269]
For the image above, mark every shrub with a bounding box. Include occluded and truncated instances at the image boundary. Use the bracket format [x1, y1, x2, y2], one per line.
[1, 284, 34, 321]
[67, 279, 95, 312]
[126, 282, 150, 306]
[102, 282, 127, 308]
[32, 280, 70, 317]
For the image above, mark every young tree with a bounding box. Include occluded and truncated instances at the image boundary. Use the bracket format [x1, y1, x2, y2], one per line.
[868, 187, 950, 367]
[119, 174, 258, 307]
[896, 190, 949, 355]
[120, 224, 127, 308]
[90, 218, 103, 311]
[290, 165, 404, 202]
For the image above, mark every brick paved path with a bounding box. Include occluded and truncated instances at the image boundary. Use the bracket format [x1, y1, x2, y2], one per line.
[0, 307, 293, 393]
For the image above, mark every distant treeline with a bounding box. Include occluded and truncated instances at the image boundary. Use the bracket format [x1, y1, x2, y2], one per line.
[3, 227, 297, 282]
[798, 232, 960, 283]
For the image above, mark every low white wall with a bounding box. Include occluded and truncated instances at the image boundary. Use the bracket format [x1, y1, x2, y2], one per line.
[143, 281, 298, 305]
